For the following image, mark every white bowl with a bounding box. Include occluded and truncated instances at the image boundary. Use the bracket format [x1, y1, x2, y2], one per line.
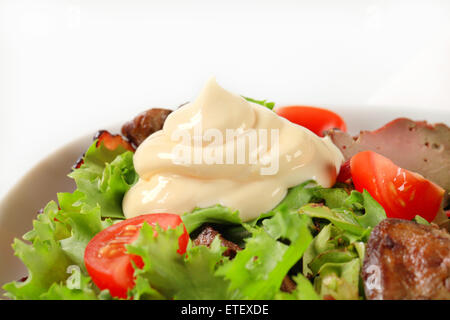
[0, 107, 448, 292]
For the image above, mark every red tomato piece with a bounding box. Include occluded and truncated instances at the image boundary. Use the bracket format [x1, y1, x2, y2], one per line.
[275, 105, 347, 137]
[350, 151, 444, 222]
[84, 213, 189, 298]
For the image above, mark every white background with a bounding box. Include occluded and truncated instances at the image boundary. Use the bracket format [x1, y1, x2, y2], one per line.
[1, 0, 450, 200]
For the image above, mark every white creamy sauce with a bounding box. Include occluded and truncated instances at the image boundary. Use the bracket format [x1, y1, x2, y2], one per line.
[123, 79, 344, 221]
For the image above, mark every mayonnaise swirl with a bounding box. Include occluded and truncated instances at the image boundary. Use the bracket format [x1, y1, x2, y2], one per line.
[123, 78, 344, 221]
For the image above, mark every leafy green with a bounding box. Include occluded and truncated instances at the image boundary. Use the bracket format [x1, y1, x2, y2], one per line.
[22, 201, 70, 243]
[353, 190, 386, 229]
[40, 266, 101, 300]
[301, 204, 368, 237]
[3, 140, 134, 299]
[275, 274, 320, 300]
[182, 205, 243, 234]
[303, 224, 335, 277]
[3, 202, 74, 299]
[216, 229, 286, 299]
[59, 192, 113, 269]
[131, 276, 165, 300]
[2, 189, 113, 299]
[301, 225, 362, 300]
[69, 142, 137, 219]
[272, 181, 319, 213]
[300, 199, 373, 300]
[309, 249, 357, 275]
[299, 189, 386, 239]
[262, 207, 312, 242]
[128, 223, 239, 300]
[314, 259, 360, 300]
[313, 188, 349, 209]
[414, 215, 431, 225]
[243, 96, 275, 110]
[217, 210, 312, 299]
[253, 181, 319, 223]
[297, 188, 384, 300]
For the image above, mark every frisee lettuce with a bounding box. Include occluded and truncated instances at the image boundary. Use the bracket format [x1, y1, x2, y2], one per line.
[128, 223, 240, 300]
[3, 140, 134, 299]
[216, 210, 312, 299]
[69, 142, 138, 219]
[40, 267, 102, 300]
[3, 201, 74, 299]
[182, 205, 242, 234]
[59, 193, 113, 270]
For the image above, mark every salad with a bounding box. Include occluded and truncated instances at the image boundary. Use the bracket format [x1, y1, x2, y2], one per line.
[2, 80, 449, 300]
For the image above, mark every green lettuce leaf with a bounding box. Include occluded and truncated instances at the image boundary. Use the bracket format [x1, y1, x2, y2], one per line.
[243, 96, 275, 110]
[40, 266, 101, 300]
[299, 189, 386, 239]
[299, 193, 378, 300]
[314, 259, 361, 300]
[3, 141, 133, 299]
[275, 274, 321, 300]
[253, 181, 319, 223]
[300, 204, 368, 237]
[217, 210, 312, 299]
[313, 188, 349, 209]
[301, 225, 362, 300]
[22, 201, 70, 243]
[182, 205, 243, 234]
[3, 202, 73, 299]
[350, 190, 386, 229]
[131, 276, 165, 300]
[2, 191, 114, 299]
[127, 223, 240, 300]
[58, 192, 113, 270]
[68, 142, 137, 219]
[303, 224, 335, 277]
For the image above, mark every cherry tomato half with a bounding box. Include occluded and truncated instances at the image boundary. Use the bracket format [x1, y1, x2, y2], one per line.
[275, 105, 347, 137]
[350, 151, 444, 222]
[84, 213, 189, 298]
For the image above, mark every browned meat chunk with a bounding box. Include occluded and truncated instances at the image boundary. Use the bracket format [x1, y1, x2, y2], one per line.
[193, 225, 296, 292]
[280, 275, 297, 293]
[362, 218, 450, 300]
[193, 226, 242, 258]
[327, 118, 450, 204]
[121, 108, 172, 147]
